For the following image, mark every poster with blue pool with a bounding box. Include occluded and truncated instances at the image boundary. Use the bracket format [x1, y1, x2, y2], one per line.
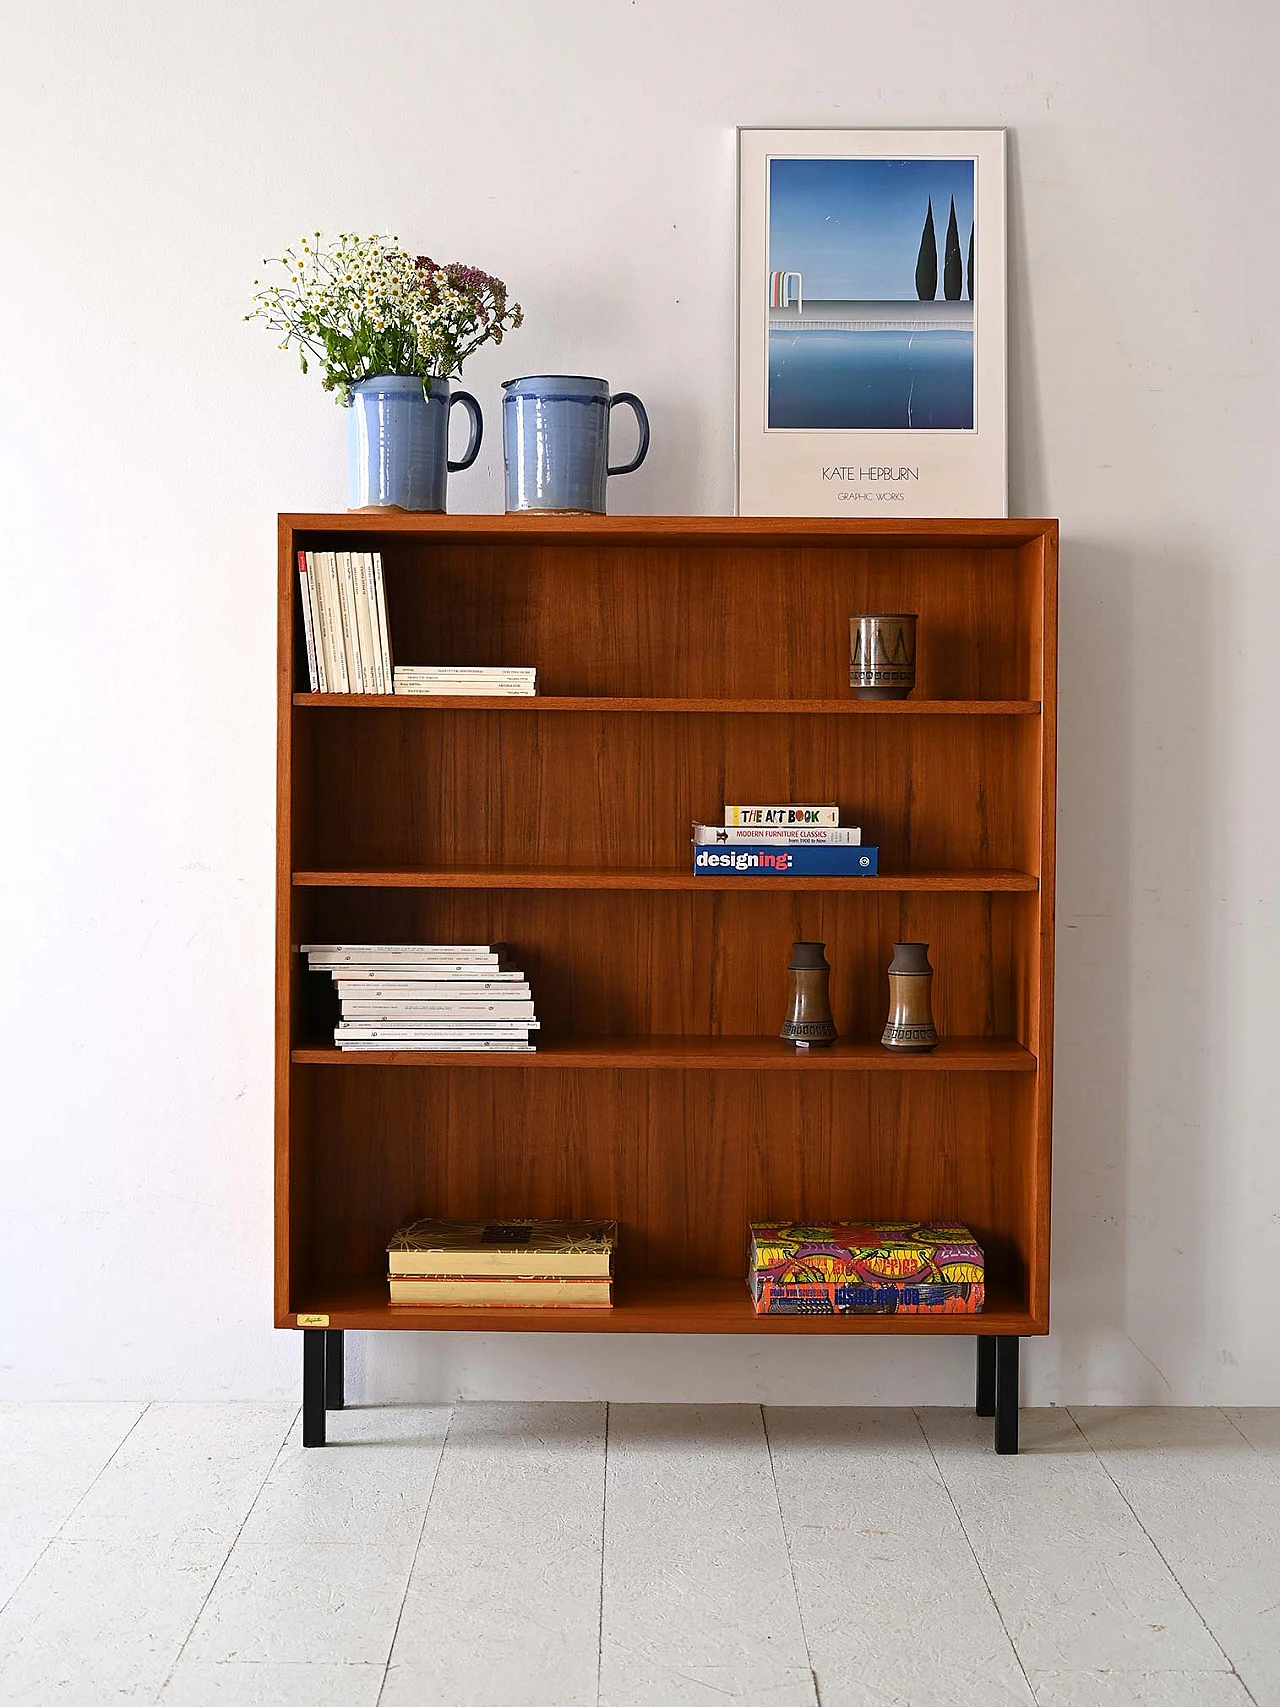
[738, 131, 1006, 518]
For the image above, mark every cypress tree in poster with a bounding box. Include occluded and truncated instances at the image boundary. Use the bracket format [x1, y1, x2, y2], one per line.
[967, 224, 974, 300]
[944, 197, 963, 301]
[915, 199, 937, 300]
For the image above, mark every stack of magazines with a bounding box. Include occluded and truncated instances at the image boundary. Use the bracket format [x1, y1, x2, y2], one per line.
[301, 943, 539, 1051]
[386, 1217, 617, 1307]
[393, 665, 536, 696]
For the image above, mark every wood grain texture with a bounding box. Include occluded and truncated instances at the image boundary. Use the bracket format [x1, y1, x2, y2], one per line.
[292, 888, 1032, 1045]
[284, 513, 1054, 547]
[291, 1037, 1036, 1070]
[292, 1065, 1034, 1292]
[292, 707, 1039, 874]
[276, 516, 1057, 1339]
[293, 868, 1038, 891]
[286, 1275, 1035, 1335]
[294, 694, 1042, 714]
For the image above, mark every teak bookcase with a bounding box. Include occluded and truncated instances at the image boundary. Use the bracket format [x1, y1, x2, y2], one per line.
[276, 514, 1058, 1453]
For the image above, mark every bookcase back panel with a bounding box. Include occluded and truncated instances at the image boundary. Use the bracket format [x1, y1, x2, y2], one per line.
[295, 1065, 1034, 1293]
[294, 888, 1034, 1047]
[294, 710, 1042, 875]
[348, 541, 1039, 701]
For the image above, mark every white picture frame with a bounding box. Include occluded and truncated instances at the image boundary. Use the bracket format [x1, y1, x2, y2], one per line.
[736, 128, 1007, 518]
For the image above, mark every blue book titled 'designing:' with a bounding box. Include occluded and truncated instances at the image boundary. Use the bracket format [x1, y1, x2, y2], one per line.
[692, 846, 879, 876]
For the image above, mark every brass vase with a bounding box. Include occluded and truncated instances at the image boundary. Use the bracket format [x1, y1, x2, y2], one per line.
[849, 613, 917, 699]
[780, 941, 838, 1048]
[881, 942, 938, 1052]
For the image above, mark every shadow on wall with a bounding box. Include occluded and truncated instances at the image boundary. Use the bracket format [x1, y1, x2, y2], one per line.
[1049, 537, 1218, 1402]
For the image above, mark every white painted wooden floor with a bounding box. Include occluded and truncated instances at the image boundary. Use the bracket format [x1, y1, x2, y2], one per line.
[1, 1403, 1276, 1706]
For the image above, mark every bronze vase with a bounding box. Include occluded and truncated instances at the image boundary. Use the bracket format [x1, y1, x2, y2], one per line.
[881, 942, 938, 1052]
[780, 941, 837, 1048]
[849, 613, 917, 699]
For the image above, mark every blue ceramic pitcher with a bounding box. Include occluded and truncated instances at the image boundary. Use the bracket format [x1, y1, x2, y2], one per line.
[502, 375, 649, 513]
[346, 374, 482, 511]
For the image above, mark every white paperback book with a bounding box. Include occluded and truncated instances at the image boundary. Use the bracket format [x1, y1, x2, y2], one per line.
[331, 971, 527, 987]
[305, 552, 335, 692]
[320, 552, 349, 693]
[370, 553, 393, 689]
[335, 1025, 539, 1041]
[303, 944, 509, 963]
[693, 823, 861, 844]
[353, 554, 380, 693]
[337, 1031, 532, 1044]
[297, 555, 320, 691]
[337, 550, 365, 690]
[337, 996, 539, 1010]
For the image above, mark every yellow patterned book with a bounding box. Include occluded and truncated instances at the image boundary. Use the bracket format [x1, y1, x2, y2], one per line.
[388, 1276, 612, 1306]
[387, 1217, 616, 1278]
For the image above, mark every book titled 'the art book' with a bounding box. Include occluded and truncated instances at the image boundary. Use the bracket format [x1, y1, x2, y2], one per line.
[693, 846, 878, 876]
[725, 804, 839, 827]
[748, 1222, 985, 1315]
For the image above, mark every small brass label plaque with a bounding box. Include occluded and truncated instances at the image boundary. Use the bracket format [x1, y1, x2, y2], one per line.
[297, 1313, 329, 1327]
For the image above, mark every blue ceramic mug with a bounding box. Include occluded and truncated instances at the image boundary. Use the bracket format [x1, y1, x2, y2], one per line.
[346, 374, 482, 511]
[502, 375, 650, 513]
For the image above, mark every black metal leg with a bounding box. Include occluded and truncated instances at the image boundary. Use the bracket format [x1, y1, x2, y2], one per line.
[994, 1335, 1020, 1455]
[302, 1328, 326, 1447]
[976, 1336, 996, 1417]
[324, 1329, 345, 1410]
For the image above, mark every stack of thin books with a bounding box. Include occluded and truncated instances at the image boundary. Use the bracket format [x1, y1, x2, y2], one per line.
[393, 665, 536, 696]
[296, 549, 392, 694]
[692, 803, 878, 877]
[386, 1217, 617, 1307]
[301, 944, 539, 1051]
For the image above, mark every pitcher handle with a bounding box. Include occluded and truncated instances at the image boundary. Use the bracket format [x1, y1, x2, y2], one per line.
[607, 392, 650, 477]
[447, 390, 483, 472]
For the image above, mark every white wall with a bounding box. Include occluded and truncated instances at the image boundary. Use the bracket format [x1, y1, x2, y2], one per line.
[3, 0, 1276, 1405]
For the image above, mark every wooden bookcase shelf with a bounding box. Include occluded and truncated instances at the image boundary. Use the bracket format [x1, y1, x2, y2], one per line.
[291, 1036, 1036, 1071]
[293, 867, 1039, 891]
[290, 1274, 1036, 1336]
[276, 515, 1057, 1418]
[294, 693, 1042, 715]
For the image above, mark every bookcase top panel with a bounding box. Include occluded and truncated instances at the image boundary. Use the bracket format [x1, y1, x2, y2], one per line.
[283, 514, 1057, 549]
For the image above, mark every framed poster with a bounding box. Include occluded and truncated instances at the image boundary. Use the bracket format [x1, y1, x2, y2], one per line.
[736, 128, 1007, 517]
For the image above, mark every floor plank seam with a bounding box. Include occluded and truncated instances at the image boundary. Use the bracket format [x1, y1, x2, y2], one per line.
[1219, 1406, 1271, 1467]
[913, 1407, 1040, 1703]
[153, 1403, 301, 1702]
[595, 1399, 610, 1707]
[375, 1399, 455, 1707]
[759, 1405, 821, 1707]
[1064, 1408, 1259, 1705]
[0, 1401, 151, 1626]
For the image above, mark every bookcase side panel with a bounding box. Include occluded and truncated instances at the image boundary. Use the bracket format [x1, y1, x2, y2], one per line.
[1031, 528, 1058, 1322]
[275, 519, 299, 1321]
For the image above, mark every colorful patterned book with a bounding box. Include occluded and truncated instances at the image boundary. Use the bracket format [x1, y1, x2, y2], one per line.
[748, 1221, 984, 1315]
